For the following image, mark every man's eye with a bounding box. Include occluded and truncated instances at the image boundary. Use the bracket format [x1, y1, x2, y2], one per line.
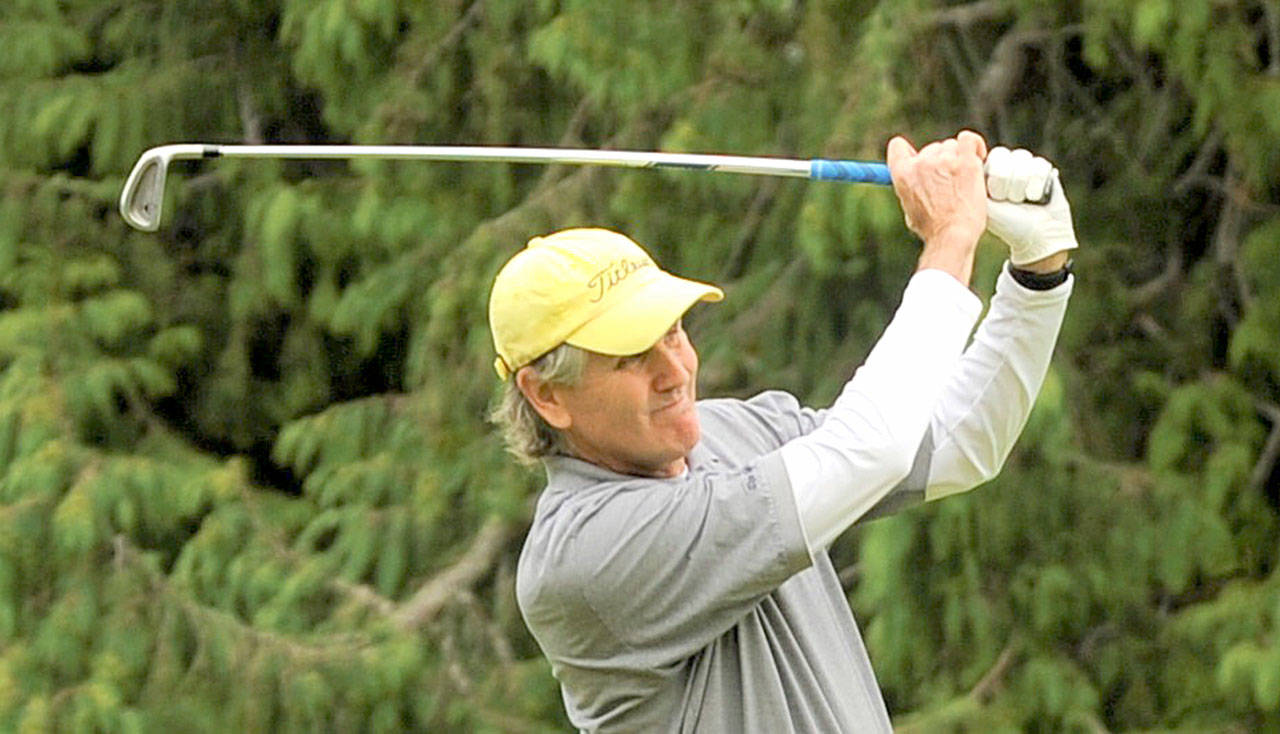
[615, 354, 644, 370]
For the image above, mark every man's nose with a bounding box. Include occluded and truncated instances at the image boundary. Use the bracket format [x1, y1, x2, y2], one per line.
[648, 342, 689, 390]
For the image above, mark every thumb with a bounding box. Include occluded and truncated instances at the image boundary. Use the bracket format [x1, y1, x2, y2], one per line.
[886, 136, 916, 171]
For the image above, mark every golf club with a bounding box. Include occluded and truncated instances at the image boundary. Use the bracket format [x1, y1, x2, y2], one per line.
[118, 144, 896, 232]
[119, 144, 1052, 232]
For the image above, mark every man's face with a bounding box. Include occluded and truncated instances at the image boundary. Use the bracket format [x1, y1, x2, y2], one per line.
[552, 321, 701, 478]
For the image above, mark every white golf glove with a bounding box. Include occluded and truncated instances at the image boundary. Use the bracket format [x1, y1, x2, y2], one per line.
[984, 146, 1078, 266]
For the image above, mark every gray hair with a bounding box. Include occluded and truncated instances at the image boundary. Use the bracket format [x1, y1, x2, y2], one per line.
[490, 343, 588, 466]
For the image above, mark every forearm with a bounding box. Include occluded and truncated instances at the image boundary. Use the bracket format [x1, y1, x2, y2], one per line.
[916, 227, 980, 287]
[924, 262, 1072, 499]
[780, 270, 982, 551]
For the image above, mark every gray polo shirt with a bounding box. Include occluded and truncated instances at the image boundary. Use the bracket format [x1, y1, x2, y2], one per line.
[517, 390, 923, 732]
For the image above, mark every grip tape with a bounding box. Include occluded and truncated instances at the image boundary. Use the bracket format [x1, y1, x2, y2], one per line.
[809, 159, 892, 185]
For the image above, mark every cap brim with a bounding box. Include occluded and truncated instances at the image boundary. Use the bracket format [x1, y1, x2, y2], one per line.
[564, 272, 723, 356]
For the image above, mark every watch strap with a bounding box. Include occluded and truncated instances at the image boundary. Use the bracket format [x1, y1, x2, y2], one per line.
[1009, 260, 1073, 290]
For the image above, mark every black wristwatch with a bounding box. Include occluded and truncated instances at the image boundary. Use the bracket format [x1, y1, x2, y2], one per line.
[1009, 260, 1073, 290]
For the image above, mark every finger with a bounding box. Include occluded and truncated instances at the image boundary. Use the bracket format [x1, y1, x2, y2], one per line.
[957, 129, 988, 160]
[917, 138, 951, 158]
[1041, 168, 1061, 204]
[985, 146, 1011, 200]
[1022, 155, 1054, 203]
[1006, 149, 1033, 202]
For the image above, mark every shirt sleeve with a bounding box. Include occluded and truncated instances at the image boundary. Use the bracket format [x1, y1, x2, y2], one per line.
[923, 262, 1072, 499]
[779, 269, 983, 551]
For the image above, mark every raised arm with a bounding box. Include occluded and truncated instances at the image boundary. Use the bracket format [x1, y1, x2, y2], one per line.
[780, 142, 1079, 551]
[925, 146, 1079, 498]
[778, 131, 991, 551]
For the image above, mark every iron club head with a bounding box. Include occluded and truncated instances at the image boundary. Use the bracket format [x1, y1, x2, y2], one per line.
[119, 145, 211, 232]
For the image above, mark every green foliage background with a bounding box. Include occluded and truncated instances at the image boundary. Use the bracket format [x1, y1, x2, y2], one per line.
[1, 0, 1279, 731]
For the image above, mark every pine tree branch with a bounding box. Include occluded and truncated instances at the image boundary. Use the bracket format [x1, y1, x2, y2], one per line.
[1054, 35, 1145, 174]
[331, 578, 397, 616]
[409, 0, 486, 88]
[1266, 0, 1280, 77]
[474, 706, 559, 734]
[210, 463, 411, 622]
[173, 577, 372, 664]
[1173, 129, 1225, 196]
[1257, 399, 1280, 424]
[440, 627, 475, 693]
[1249, 399, 1280, 495]
[220, 479, 408, 622]
[723, 259, 804, 344]
[1132, 312, 1167, 341]
[1103, 34, 1174, 162]
[237, 81, 264, 146]
[114, 535, 373, 664]
[228, 36, 264, 145]
[1079, 712, 1114, 734]
[393, 515, 511, 631]
[893, 638, 1023, 734]
[969, 635, 1021, 703]
[837, 562, 859, 589]
[1130, 243, 1183, 307]
[719, 178, 779, 282]
[526, 94, 599, 196]
[1211, 162, 1250, 314]
[925, 0, 1010, 28]
[457, 588, 516, 664]
[0, 494, 47, 520]
[970, 26, 1062, 134]
[700, 258, 806, 388]
[414, 147, 612, 273]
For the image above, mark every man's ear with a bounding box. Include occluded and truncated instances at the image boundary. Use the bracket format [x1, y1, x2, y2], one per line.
[515, 367, 572, 430]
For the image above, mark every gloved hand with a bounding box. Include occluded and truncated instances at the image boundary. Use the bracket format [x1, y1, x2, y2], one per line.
[984, 146, 1078, 266]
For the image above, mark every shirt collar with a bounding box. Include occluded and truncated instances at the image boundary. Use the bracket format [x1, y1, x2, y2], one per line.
[542, 440, 713, 490]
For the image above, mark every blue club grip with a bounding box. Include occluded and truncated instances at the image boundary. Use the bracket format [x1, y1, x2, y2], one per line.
[809, 159, 892, 185]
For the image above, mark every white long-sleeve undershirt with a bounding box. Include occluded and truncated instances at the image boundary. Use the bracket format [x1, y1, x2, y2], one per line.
[780, 264, 1072, 551]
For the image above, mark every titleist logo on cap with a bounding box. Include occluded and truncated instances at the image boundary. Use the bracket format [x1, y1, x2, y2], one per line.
[588, 258, 652, 302]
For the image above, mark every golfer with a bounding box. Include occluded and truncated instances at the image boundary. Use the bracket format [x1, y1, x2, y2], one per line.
[488, 131, 1076, 732]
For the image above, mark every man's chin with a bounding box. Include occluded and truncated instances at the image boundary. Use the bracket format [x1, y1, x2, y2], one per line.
[649, 424, 700, 475]
[672, 416, 701, 456]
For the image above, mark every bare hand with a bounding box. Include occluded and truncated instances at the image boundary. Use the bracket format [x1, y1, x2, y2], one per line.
[887, 130, 989, 284]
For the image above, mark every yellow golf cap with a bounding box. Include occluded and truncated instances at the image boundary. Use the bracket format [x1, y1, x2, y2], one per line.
[488, 228, 724, 380]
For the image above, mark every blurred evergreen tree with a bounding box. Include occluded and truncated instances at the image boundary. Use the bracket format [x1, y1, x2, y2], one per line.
[0, 0, 1277, 730]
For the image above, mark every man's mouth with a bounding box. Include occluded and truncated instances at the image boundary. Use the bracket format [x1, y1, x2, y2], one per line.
[653, 389, 693, 415]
